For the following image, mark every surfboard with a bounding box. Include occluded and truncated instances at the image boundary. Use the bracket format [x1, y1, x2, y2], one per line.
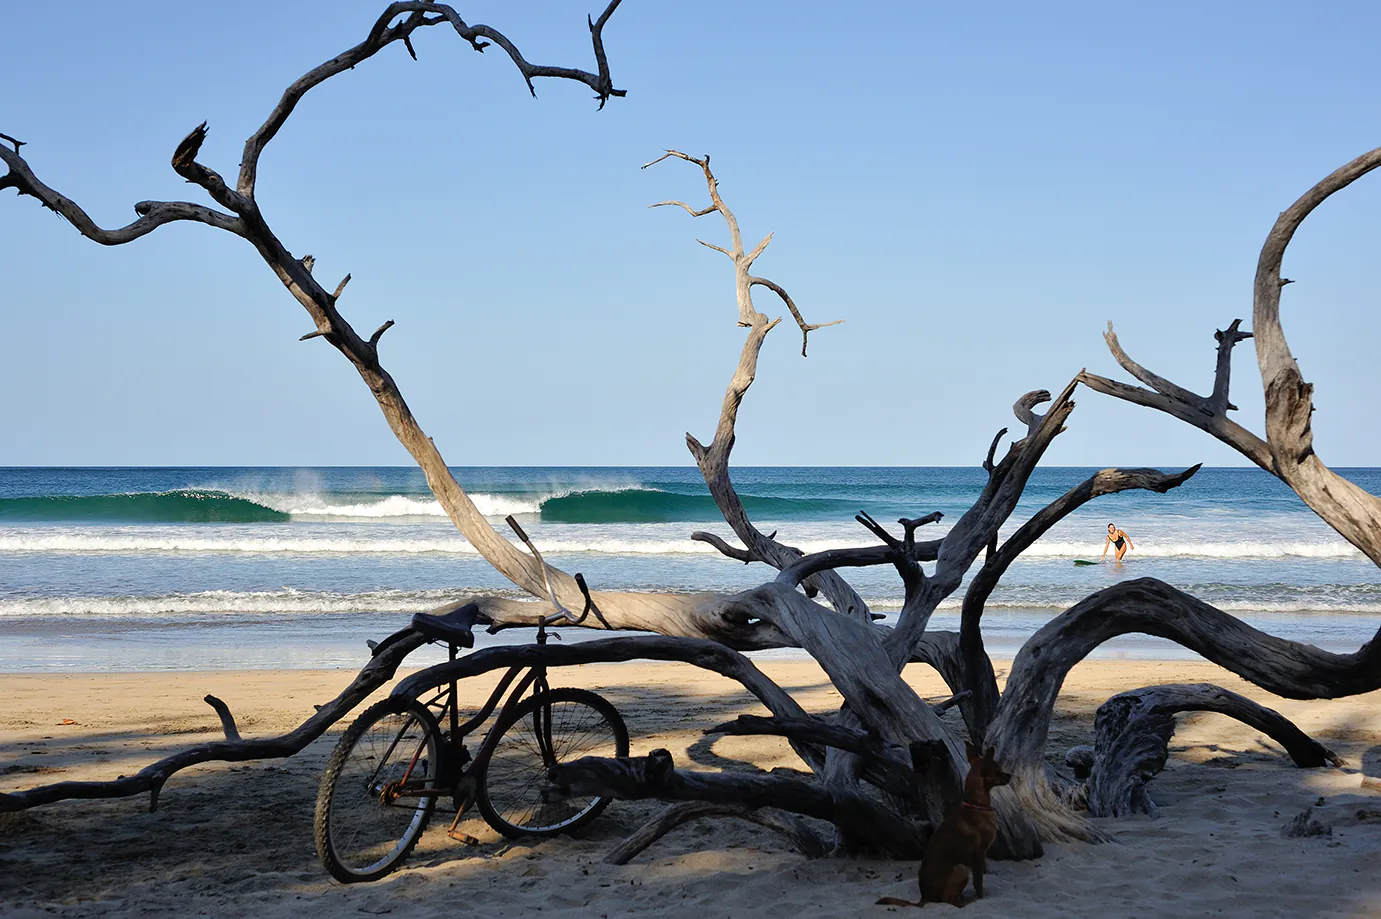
[1072, 559, 1098, 566]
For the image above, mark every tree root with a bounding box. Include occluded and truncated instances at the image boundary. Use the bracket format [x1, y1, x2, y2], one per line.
[548, 748, 930, 858]
[1085, 682, 1343, 817]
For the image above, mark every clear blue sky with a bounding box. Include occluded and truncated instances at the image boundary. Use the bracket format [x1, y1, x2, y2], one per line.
[2, 1, 1378, 467]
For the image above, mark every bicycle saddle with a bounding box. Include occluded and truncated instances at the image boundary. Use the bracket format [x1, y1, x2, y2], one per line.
[411, 601, 481, 648]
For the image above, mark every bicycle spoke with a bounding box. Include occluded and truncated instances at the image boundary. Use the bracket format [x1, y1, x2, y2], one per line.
[318, 703, 440, 881]
[480, 692, 623, 836]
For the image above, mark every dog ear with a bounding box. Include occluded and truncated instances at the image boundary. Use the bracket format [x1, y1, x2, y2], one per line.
[965, 740, 979, 761]
[984, 746, 997, 763]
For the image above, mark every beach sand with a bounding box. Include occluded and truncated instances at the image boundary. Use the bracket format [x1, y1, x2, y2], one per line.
[2, 658, 1379, 917]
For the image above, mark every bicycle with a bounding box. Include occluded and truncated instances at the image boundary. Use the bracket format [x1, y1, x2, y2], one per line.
[313, 517, 630, 883]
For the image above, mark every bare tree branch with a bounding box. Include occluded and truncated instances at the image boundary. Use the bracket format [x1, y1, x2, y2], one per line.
[646, 150, 862, 618]
[691, 530, 763, 564]
[1251, 144, 1381, 565]
[1077, 322, 1273, 471]
[884, 380, 1080, 662]
[0, 142, 246, 244]
[748, 275, 843, 357]
[958, 465, 1201, 738]
[1081, 142, 1381, 568]
[239, 1, 626, 196]
[988, 575, 1381, 796]
[1210, 318, 1252, 413]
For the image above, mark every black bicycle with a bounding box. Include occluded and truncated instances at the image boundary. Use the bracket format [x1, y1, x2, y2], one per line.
[314, 518, 629, 883]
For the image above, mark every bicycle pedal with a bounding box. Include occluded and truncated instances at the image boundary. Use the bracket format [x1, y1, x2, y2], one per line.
[447, 828, 481, 846]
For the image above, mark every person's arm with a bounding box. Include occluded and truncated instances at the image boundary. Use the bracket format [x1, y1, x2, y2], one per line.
[1099, 537, 1110, 559]
[1125, 532, 1134, 551]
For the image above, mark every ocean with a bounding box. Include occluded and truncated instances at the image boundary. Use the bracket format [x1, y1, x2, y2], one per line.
[1, 466, 1378, 672]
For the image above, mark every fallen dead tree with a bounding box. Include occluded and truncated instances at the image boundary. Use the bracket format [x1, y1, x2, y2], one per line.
[1079, 683, 1344, 818]
[2, 1, 1376, 874]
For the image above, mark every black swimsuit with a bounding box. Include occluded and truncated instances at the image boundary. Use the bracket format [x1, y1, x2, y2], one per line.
[1113, 535, 1126, 550]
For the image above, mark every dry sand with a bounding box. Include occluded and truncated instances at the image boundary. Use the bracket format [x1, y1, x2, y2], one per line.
[1, 658, 1379, 918]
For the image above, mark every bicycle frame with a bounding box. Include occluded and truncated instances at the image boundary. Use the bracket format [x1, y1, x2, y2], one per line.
[374, 649, 558, 809]
[373, 516, 600, 814]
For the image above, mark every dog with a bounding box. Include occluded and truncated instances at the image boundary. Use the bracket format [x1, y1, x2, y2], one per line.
[877, 742, 1012, 908]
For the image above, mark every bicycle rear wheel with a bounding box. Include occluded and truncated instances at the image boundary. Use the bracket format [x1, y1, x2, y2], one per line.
[476, 687, 628, 839]
[314, 696, 442, 883]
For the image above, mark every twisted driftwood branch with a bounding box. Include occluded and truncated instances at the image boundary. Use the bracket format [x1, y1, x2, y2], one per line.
[548, 748, 929, 858]
[1081, 144, 1381, 569]
[1078, 323, 1271, 472]
[645, 150, 862, 621]
[988, 577, 1378, 794]
[957, 465, 1201, 739]
[1085, 683, 1344, 817]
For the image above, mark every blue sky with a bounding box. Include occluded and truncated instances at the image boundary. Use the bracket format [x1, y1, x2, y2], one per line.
[2, 1, 1378, 466]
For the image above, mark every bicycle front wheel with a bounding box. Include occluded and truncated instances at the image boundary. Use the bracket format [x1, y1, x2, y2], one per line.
[314, 696, 442, 883]
[477, 687, 629, 839]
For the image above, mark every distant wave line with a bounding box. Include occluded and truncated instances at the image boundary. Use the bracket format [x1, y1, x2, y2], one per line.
[0, 486, 864, 525]
[6, 588, 1381, 619]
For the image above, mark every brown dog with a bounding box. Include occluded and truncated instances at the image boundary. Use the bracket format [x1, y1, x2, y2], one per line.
[877, 742, 1011, 908]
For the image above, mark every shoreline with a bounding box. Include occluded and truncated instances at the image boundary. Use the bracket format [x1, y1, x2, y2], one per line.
[2, 659, 1379, 917]
[4, 604, 1377, 674]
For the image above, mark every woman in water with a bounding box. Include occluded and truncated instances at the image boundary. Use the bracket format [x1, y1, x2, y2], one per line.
[1100, 522, 1134, 562]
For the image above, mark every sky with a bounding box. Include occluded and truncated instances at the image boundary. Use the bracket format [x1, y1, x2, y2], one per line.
[1, 1, 1379, 467]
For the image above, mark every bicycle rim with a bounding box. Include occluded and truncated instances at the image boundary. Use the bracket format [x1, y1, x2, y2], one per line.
[316, 698, 440, 882]
[478, 688, 628, 838]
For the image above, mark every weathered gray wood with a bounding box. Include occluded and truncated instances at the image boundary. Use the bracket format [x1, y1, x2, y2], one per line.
[1085, 683, 1343, 817]
[982, 576, 1378, 841]
[547, 748, 930, 858]
[704, 714, 921, 803]
[1210, 319, 1252, 413]
[958, 465, 1199, 739]
[644, 151, 863, 621]
[604, 801, 827, 864]
[1078, 327, 1273, 472]
[1252, 145, 1381, 567]
[1081, 143, 1381, 569]
[0, 4, 702, 638]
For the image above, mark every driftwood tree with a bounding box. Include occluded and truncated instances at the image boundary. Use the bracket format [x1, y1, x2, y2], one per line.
[3, 1, 1379, 875]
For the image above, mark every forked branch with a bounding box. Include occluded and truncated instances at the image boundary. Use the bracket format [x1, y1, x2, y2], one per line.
[1083, 144, 1381, 565]
[1077, 322, 1271, 471]
[646, 150, 859, 617]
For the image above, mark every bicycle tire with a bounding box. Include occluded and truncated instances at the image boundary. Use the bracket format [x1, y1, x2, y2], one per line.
[476, 687, 628, 839]
[314, 696, 442, 883]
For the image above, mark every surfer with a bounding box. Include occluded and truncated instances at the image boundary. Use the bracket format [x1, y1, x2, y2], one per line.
[1100, 523, 1134, 562]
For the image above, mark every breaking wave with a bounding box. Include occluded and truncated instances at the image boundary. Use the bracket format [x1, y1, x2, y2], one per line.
[0, 486, 857, 525]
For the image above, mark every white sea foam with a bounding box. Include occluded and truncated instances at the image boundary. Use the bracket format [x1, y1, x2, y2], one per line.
[1015, 539, 1363, 560]
[240, 485, 656, 520]
[0, 533, 722, 556]
[0, 588, 525, 619]
[0, 530, 1365, 559]
[248, 491, 541, 519]
[7, 588, 1379, 620]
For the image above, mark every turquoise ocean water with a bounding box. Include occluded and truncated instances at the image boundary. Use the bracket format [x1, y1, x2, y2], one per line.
[1, 466, 1378, 671]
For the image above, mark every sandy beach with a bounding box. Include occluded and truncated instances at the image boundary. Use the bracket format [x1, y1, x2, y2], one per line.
[1, 658, 1378, 918]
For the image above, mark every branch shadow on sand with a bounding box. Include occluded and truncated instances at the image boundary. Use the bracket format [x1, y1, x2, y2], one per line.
[0, 674, 1379, 918]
